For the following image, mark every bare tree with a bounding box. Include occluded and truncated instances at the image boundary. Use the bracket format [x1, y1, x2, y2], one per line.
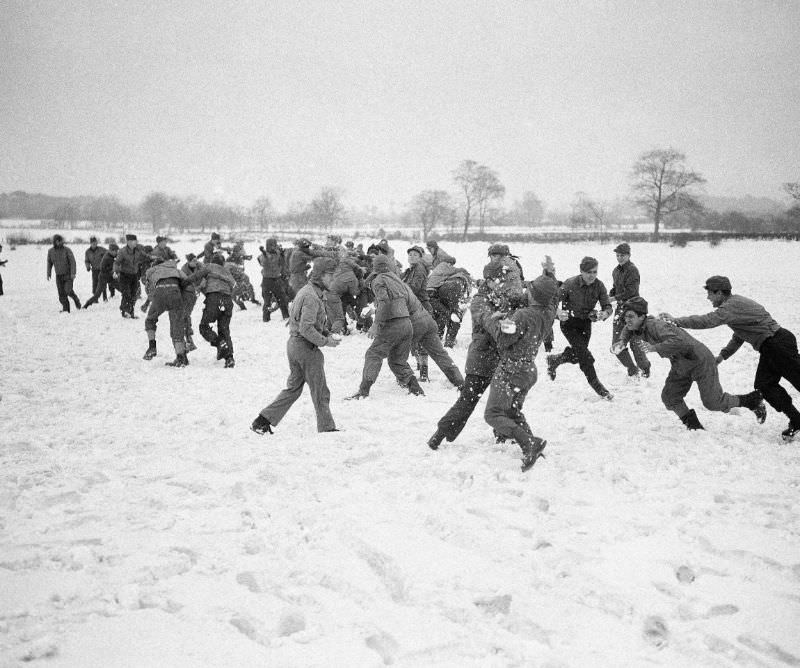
[509, 191, 545, 227]
[452, 160, 505, 239]
[409, 190, 453, 241]
[309, 187, 346, 231]
[141, 191, 170, 233]
[630, 148, 706, 240]
[782, 182, 800, 201]
[251, 197, 274, 233]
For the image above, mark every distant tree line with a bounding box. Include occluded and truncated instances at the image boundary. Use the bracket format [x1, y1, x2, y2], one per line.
[3, 152, 799, 240]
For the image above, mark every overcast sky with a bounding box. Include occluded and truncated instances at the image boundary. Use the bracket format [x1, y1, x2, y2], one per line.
[2, 0, 798, 211]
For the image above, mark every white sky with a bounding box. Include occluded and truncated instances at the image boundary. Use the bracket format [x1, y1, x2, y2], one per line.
[2, 0, 798, 211]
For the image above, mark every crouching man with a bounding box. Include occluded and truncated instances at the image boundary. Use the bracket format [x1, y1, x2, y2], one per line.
[251, 258, 341, 435]
[142, 256, 191, 367]
[617, 297, 766, 430]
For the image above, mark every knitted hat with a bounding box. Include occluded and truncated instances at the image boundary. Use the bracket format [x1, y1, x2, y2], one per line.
[529, 276, 559, 306]
[371, 254, 393, 273]
[703, 275, 731, 291]
[613, 243, 631, 254]
[621, 296, 648, 315]
[311, 257, 337, 276]
[487, 243, 510, 256]
[579, 256, 598, 272]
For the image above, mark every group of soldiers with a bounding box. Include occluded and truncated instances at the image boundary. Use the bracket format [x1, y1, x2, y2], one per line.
[41, 232, 800, 470]
[250, 239, 800, 471]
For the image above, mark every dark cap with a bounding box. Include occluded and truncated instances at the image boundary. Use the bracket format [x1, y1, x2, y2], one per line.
[371, 254, 393, 273]
[529, 275, 559, 305]
[90, 236, 98, 243]
[311, 257, 337, 275]
[125, 234, 137, 241]
[426, 240, 438, 248]
[704, 275, 731, 292]
[108, 243, 119, 251]
[297, 238, 311, 248]
[407, 245, 424, 257]
[211, 232, 220, 240]
[488, 243, 510, 256]
[621, 296, 648, 315]
[185, 253, 196, 261]
[613, 243, 631, 254]
[156, 235, 166, 243]
[579, 256, 598, 272]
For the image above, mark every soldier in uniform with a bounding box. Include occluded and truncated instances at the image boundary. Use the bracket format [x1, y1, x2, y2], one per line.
[251, 257, 341, 435]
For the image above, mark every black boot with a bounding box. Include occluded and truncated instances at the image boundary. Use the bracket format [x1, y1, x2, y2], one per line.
[427, 429, 445, 450]
[546, 353, 560, 381]
[250, 414, 273, 435]
[520, 436, 547, 472]
[216, 341, 226, 360]
[224, 356, 235, 369]
[589, 377, 613, 401]
[165, 353, 188, 368]
[737, 390, 767, 424]
[680, 409, 704, 430]
[143, 341, 157, 360]
[346, 381, 373, 400]
[782, 422, 800, 442]
[406, 376, 425, 396]
[419, 364, 429, 382]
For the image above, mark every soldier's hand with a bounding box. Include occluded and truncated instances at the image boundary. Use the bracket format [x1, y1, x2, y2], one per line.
[596, 310, 610, 322]
[715, 355, 724, 365]
[326, 336, 342, 348]
[658, 312, 674, 322]
[556, 308, 568, 322]
[639, 342, 655, 354]
[610, 342, 625, 355]
[113, 272, 120, 280]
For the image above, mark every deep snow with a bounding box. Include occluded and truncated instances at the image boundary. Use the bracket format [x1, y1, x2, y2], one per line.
[1, 238, 799, 667]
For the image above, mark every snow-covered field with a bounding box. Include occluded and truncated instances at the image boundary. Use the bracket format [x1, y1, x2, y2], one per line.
[1, 238, 799, 667]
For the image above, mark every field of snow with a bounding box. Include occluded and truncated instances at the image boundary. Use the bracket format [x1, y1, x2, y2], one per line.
[1, 237, 799, 667]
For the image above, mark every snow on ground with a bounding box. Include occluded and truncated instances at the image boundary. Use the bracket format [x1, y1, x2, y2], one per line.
[1, 238, 799, 667]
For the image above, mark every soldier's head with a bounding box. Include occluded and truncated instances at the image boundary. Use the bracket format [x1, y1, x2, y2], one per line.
[622, 297, 648, 330]
[211, 253, 225, 266]
[211, 232, 220, 242]
[703, 275, 731, 307]
[311, 257, 337, 289]
[613, 243, 631, 265]
[487, 243, 510, 264]
[528, 275, 558, 307]
[155, 236, 167, 247]
[407, 246, 424, 265]
[108, 243, 119, 254]
[371, 254, 393, 274]
[579, 257, 598, 285]
[90, 236, 98, 247]
[125, 233, 137, 249]
[52, 234, 64, 247]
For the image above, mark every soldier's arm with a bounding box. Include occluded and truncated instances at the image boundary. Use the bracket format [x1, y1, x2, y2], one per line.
[46, 251, 53, 279]
[650, 320, 692, 358]
[85, 250, 92, 271]
[597, 282, 612, 316]
[672, 308, 727, 330]
[719, 334, 745, 360]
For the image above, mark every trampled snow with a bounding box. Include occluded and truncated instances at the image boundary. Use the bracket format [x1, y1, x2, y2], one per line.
[1, 238, 799, 667]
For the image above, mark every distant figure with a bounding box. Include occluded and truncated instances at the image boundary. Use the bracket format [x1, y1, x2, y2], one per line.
[425, 240, 455, 268]
[0, 243, 6, 296]
[609, 243, 650, 378]
[661, 275, 800, 442]
[113, 234, 148, 319]
[46, 234, 81, 312]
[250, 257, 342, 436]
[84, 237, 108, 301]
[82, 244, 120, 309]
[151, 236, 178, 263]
